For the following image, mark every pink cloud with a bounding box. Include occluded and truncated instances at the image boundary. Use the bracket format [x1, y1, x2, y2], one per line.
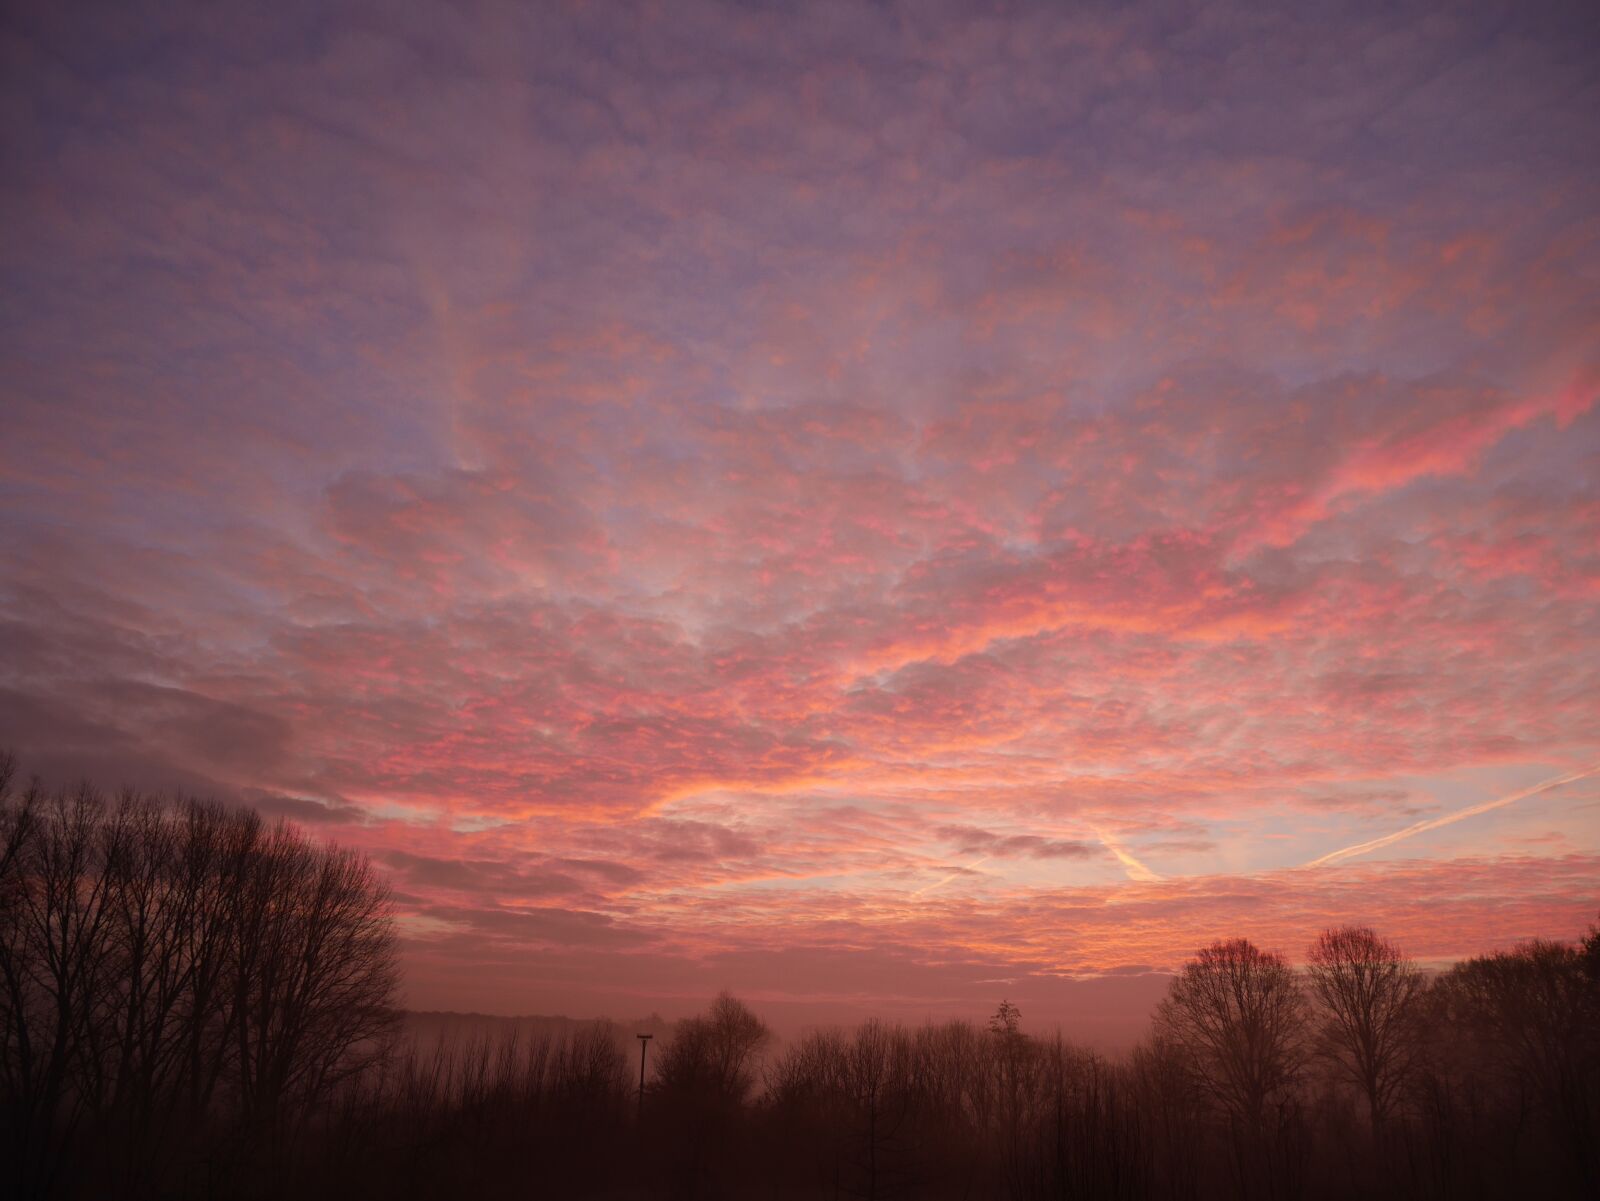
[2, 0, 1596, 1027]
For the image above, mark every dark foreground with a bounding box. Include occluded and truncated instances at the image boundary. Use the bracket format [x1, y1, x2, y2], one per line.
[3, 767, 1597, 1199]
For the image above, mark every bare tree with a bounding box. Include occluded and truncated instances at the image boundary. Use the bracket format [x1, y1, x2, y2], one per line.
[227, 826, 399, 1141]
[1008, 1036, 1147, 1201]
[652, 990, 772, 1106]
[0, 765, 400, 1199]
[0, 757, 43, 1185]
[1305, 926, 1424, 1130]
[1130, 1035, 1207, 1201]
[1154, 939, 1308, 1133]
[1432, 939, 1600, 1193]
[21, 785, 125, 1194]
[650, 992, 772, 1196]
[841, 1019, 918, 1200]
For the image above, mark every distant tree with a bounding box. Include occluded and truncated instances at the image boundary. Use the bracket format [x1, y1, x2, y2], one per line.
[651, 992, 772, 1197]
[914, 1019, 987, 1125]
[1154, 939, 1308, 1133]
[1008, 1037, 1146, 1201]
[1432, 939, 1600, 1193]
[845, 1020, 929, 1200]
[652, 990, 772, 1107]
[986, 997, 1039, 1157]
[1130, 1035, 1208, 1200]
[1305, 926, 1424, 1130]
[765, 1028, 851, 1196]
[988, 999, 1021, 1039]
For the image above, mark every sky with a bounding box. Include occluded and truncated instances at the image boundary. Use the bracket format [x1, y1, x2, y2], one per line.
[2, 0, 1597, 1042]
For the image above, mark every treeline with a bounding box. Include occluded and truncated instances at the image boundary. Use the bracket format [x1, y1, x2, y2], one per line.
[317, 935, 1600, 1201]
[4, 760, 1598, 1200]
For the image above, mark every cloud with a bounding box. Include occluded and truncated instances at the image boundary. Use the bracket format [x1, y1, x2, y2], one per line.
[936, 825, 1102, 861]
[249, 792, 369, 825]
[1, 0, 1596, 1018]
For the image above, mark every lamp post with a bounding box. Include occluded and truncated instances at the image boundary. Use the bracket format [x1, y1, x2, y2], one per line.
[635, 1032, 653, 1124]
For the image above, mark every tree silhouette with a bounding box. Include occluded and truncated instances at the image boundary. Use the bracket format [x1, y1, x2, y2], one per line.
[1154, 939, 1308, 1134]
[0, 769, 399, 1200]
[651, 990, 771, 1107]
[988, 999, 1021, 1038]
[650, 991, 771, 1198]
[1305, 925, 1424, 1131]
[1431, 938, 1600, 1194]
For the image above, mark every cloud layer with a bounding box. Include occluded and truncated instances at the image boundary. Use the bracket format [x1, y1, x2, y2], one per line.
[2, 0, 1597, 1037]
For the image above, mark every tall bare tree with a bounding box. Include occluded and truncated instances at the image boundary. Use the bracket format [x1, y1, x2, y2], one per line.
[1154, 938, 1308, 1133]
[0, 767, 400, 1199]
[227, 825, 399, 1139]
[1305, 925, 1424, 1130]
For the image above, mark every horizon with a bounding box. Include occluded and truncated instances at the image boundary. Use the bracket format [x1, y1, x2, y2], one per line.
[3, 0, 1598, 1045]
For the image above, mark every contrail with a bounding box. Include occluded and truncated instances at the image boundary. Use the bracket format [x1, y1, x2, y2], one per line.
[1304, 763, 1600, 869]
[1089, 826, 1163, 882]
[913, 854, 991, 897]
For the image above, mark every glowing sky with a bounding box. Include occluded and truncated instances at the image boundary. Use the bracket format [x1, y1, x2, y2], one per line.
[2, 0, 1597, 1037]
